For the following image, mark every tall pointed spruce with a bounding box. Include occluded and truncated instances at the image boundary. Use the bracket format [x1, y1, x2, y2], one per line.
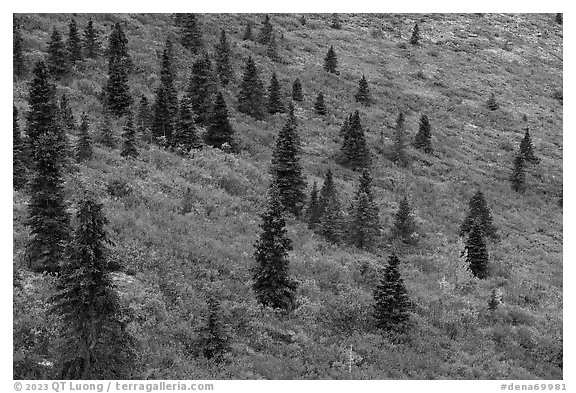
[324, 45, 338, 74]
[50, 194, 136, 379]
[105, 23, 132, 117]
[410, 22, 421, 45]
[349, 169, 380, 250]
[47, 27, 69, 79]
[186, 53, 214, 126]
[267, 72, 284, 114]
[152, 38, 178, 144]
[258, 14, 274, 45]
[215, 29, 234, 86]
[354, 75, 371, 106]
[267, 33, 279, 61]
[306, 181, 321, 230]
[75, 112, 93, 162]
[341, 110, 371, 171]
[520, 128, 539, 164]
[173, 99, 201, 153]
[413, 114, 433, 154]
[465, 221, 489, 279]
[83, 18, 100, 59]
[292, 78, 303, 102]
[510, 153, 526, 192]
[201, 295, 230, 362]
[391, 196, 418, 245]
[120, 113, 138, 159]
[205, 92, 234, 149]
[67, 19, 83, 65]
[14, 22, 26, 78]
[373, 254, 412, 334]
[181, 14, 203, 53]
[318, 169, 344, 244]
[314, 92, 326, 116]
[13, 106, 27, 191]
[270, 104, 306, 217]
[253, 186, 298, 311]
[25, 61, 70, 274]
[237, 56, 266, 120]
[460, 190, 498, 241]
[99, 114, 115, 148]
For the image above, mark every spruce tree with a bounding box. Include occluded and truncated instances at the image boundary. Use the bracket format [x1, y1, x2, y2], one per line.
[47, 27, 69, 79]
[339, 113, 352, 138]
[105, 23, 132, 117]
[59, 93, 76, 131]
[354, 75, 371, 105]
[181, 14, 203, 54]
[373, 254, 412, 334]
[13, 23, 26, 78]
[242, 20, 254, 41]
[487, 92, 499, 111]
[120, 113, 138, 158]
[173, 99, 202, 153]
[75, 112, 93, 162]
[267, 73, 284, 114]
[292, 78, 303, 102]
[253, 186, 298, 311]
[510, 153, 526, 193]
[237, 56, 266, 120]
[391, 196, 418, 245]
[318, 171, 343, 244]
[151, 87, 172, 144]
[258, 14, 274, 45]
[151, 38, 178, 145]
[460, 190, 499, 241]
[314, 92, 326, 116]
[99, 114, 115, 148]
[410, 22, 421, 45]
[465, 221, 489, 279]
[201, 295, 230, 362]
[267, 32, 279, 61]
[13, 106, 27, 191]
[270, 104, 306, 217]
[50, 194, 136, 379]
[306, 181, 321, 230]
[215, 29, 234, 86]
[520, 128, 539, 163]
[204, 92, 234, 149]
[413, 114, 433, 154]
[348, 169, 380, 250]
[67, 19, 83, 65]
[136, 95, 151, 136]
[331, 13, 342, 29]
[185, 53, 214, 126]
[25, 61, 70, 274]
[83, 18, 100, 59]
[107, 22, 131, 67]
[159, 38, 178, 120]
[392, 112, 408, 167]
[340, 110, 371, 170]
[324, 45, 338, 74]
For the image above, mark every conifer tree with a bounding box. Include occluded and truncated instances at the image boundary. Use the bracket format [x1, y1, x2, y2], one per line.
[201, 295, 230, 362]
[120, 113, 138, 158]
[459, 190, 498, 241]
[340, 110, 371, 170]
[348, 169, 380, 250]
[151, 38, 178, 145]
[13, 23, 26, 78]
[13, 106, 27, 191]
[99, 114, 115, 148]
[25, 61, 70, 274]
[159, 38, 178, 118]
[137, 95, 151, 134]
[267, 73, 284, 114]
[105, 55, 132, 117]
[59, 93, 76, 131]
[215, 29, 234, 86]
[267, 32, 279, 61]
[339, 113, 353, 138]
[331, 13, 342, 29]
[237, 56, 266, 120]
[75, 112, 93, 162]
[205, 92, 235, 150]
[318, 172, 343, 244]
[413, 114, 433, 154]
[465, 221, 489, 279]
[186, 53, 214, 126]
[392, 112, 408, 167]
[67, 19, 83, 65]
[242, 20, 254, 41]
[324, 45, 338, 74]
[373, 254, 412, 333]
[556, 13, 563, 25]
[151, 87, 172, 144]
[173, 99, 202, 153]
[410, 22, 421, 45]
[354, 75, 371, 105]
[253, 186, 298, 311]
[181, 14, 203, 54]
[487, 92, 499, 111]
[520, 128, 539, 163]
[391, 196, 418, 245]
[510, 153, 526, 193]
[292, 78, 303, 102]
[47, 27, 69, 79]
[270, 104, 306, 217]
[306, 181, 321, 229]
[50, 194, 136, 379]
[83, 18, 100, 59]
[314, 92, 326, 116]
[107, 22, 130, 67]
[258, 14, 274, 45]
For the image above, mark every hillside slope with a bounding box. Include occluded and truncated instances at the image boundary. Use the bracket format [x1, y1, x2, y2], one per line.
[13, 13, 562, 379]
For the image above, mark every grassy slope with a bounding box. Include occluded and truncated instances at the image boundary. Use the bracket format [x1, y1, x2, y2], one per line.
[13, 13, 562, 379]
